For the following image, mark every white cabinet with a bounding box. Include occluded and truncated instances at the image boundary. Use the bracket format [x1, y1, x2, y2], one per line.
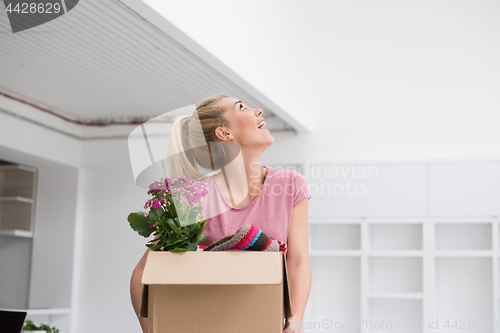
[369, 299, 423, 333]
[0, 163, 37, 309]
[436, 257, 493, 331]
[0, 164, 37, 237]
[369, 224, 422, 251]
[304, 164, 428, 217]
[308, 256, 361, 332]
[310, 223, 361, 251]
[435, 223, 491, 251]
[429, 162, 500, 217]
[303, 161, 500, 333]
[0, 161, 76, 333]
[307, 218, 500, 333]
[0, 236, 33, 309]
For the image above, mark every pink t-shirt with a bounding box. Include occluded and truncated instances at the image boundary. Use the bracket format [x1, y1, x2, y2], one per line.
[198, 166, 311, 247]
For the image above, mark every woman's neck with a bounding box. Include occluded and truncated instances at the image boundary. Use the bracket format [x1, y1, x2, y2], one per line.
[213, 150, 267, 208]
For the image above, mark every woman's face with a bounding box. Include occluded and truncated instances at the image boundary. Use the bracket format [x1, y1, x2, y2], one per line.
[216, 97, 275, 149]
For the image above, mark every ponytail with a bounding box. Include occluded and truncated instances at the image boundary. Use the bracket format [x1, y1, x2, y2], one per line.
[167, 115, 202, 180]
[167, 94, 232, 180]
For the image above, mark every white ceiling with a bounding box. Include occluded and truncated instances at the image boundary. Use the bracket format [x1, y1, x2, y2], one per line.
[0, 0, 306, 139]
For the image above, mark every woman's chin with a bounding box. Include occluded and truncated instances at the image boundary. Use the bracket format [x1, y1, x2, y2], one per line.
[262, 128, 273, 137]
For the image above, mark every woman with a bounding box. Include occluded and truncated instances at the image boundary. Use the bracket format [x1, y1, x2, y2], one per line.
[130, 94, 311, 333]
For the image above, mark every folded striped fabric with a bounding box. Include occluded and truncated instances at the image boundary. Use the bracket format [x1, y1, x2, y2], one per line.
[201, 224, 287, 255]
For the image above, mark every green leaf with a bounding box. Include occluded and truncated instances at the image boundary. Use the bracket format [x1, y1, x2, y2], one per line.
[183, 209, 192, 225]
[197, 220, 207, 229]
[186, 243, 198, 251]
[128, 211, 150, 223]
[190, 206, 204, 216]
[186, 206, 203, 225]
[192, 206, 204, 213]
[158, 237, 170, 247]
[189, 227, 207, 243]
[197, 221, 207, 238]
[158, 215, 170, 232]
[148, 210, 158, 220]
[146, 244, 162, 251]
[196, 232, 207, 243]
[163, 208, 173, 219]
[165, 238, 184, 247]
[128, 212, 155, 237]
[170, 247, 187, 252]
[164, 239, 188, 251]
[173, 217, 182, 228]
[149, 207, 163, 220]
[167, 218, 183, 236]
[22, 319, 59, 332]
[186, 223, 201, 235]
[169, 198, 180, 216]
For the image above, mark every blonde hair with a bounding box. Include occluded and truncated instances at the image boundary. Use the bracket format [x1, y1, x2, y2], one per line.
[168, 94, 231, 180]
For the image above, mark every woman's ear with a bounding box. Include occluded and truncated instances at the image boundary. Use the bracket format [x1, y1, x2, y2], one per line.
[215, 127, 233, 141]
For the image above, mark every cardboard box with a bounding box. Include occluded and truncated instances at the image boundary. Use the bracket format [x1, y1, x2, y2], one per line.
[140, 251, 293, 333]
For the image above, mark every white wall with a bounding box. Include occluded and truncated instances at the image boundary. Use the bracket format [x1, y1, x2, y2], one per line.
[72, 139, 150, 333]
[30, 167, 79, 310]
[0, 97, 81, 332]
[0, 96, 81, 168]
[143, 0, 500, 163]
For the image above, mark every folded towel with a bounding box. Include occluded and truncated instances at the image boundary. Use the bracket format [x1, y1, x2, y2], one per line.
[202, 224, 287, 255]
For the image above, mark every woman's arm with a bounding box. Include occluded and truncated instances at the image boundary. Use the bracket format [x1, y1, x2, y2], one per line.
[131, 235, 162, 332]
[284, 199, 312, 332]
[131, 247, 154, 333]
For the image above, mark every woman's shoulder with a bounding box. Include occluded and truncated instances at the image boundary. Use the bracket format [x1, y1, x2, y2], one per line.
[265, 167, 311, 206]
[266, 166, 303, 182]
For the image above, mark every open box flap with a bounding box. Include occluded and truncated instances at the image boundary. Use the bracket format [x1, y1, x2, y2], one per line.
[142, 251, 283, 285]
[139, 284, 149, 317]
[282, 252, 293, 318]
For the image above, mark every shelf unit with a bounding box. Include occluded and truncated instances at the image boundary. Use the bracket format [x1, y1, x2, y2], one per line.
[0, 161, 77, 332]
[306, 216, 500, 333]
[0, 163, 38, 314]
[0, 165, 37, 238]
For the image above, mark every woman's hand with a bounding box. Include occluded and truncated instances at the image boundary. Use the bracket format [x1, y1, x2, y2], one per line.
[283, 316, 304, 333]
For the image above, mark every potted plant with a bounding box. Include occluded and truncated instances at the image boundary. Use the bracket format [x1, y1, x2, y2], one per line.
[128, 176, 208, 251]
[22, 319, 59, 333]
